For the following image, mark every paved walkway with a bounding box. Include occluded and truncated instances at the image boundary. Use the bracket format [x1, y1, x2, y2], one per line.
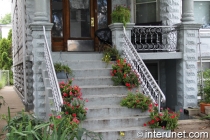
[0, 86, 210, 140]
[0, 86, 24, 139]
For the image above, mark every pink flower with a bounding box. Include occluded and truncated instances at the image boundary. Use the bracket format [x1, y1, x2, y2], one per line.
[56, 115, 61, 119]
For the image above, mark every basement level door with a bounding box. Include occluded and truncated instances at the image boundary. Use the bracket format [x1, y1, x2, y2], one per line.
[51, 0, 111, 52]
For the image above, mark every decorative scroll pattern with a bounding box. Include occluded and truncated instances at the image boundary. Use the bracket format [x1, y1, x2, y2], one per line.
[122, 27, 166, 110]
[131, 26, 177, 52]
[43, 26, 63, 112]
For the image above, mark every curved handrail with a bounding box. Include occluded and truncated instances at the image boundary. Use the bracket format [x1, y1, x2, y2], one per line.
[122, 27, 166, 111]
[43, 26, 63, 112]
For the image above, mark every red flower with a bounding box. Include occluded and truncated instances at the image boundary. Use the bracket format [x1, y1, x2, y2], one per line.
[56, 115, 61, 119]
[63, 93, 68, 97]
[72, 113, 77, 117]
[65, 112, 69, 115]
[72, 117, 80, 124]
[143, 123, 147, 126]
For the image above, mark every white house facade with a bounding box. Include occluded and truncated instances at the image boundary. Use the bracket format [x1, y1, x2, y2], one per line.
[11, 0, 205, 139]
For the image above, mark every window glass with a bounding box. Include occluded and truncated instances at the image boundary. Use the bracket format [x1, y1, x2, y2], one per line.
[136, 2, 156, 23]
[194, 1, 210, 28]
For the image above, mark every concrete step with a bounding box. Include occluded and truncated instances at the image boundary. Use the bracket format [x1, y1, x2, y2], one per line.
[58, 76, 113, 86]
[82, 116, 150, 130]
[86, 105, 149, 118]
[91, 126, 151, 140]
[84, 94, 126, 107]
[80, 85, 139, 96]
[72, 68, 112, 77]
[52, 52, 103, 61]
[66, 60, 112, 69]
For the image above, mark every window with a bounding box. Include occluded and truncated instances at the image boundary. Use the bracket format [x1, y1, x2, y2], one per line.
[135, 0, 157, 23]
[194, 0, 210, 28]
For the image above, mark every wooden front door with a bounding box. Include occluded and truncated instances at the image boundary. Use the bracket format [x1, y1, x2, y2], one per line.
[51, 0, 111, 52]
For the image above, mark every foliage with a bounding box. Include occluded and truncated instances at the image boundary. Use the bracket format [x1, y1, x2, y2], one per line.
[0, 14, 11, 24]
[120, 92, 152, 112]
[0, 96, 5, 108]
[144, 104, 181, 130]
[201, 69, 210, 103]
[102, 47, 119, 65]
[0, 74, 7, 89]
[59, 80, 88, 121]
[111, 58, 140, 89]
[3, 108, 102, 140]
[111, 5, 131, 27]
[0, 29, 13, 85]
[54, 63, 72, 76]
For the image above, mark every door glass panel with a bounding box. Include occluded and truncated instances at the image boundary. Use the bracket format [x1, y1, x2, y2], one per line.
[97, 0, 107, 29]
[52, 0, 63, 37]
[69, 0, 91, 38]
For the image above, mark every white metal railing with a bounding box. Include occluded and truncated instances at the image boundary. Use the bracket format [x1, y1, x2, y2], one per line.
[131, 26, 177, 52]
[43, 26, 63, 112]
[123, 27, 166, 111]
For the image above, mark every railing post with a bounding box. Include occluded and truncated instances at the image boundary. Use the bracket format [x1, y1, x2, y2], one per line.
[109, 23, 135, 54]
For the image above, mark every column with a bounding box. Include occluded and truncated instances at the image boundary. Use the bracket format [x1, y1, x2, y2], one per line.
[29, 0, 53, 119]
[181, 0, 194, 22]
[175, 0, 200, 110]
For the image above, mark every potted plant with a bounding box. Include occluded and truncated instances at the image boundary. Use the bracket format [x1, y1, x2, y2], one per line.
[54, 63, 73, 79]
[111, 5, 131, 27]
[120, 91, 152, 112]
[102, 46, 119, 65]
[144, 104, 181, 131]
[110, 58, 140, 89]
[200, 69, 210, 113]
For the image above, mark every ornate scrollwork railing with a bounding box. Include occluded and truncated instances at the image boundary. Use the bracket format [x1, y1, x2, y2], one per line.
[43, 26, 63, 112]
[123, 27, 166, 111]
[131, 26, 177, 52]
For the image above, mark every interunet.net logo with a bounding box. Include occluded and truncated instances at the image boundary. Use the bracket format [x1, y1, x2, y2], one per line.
[136, 130, 209, 139]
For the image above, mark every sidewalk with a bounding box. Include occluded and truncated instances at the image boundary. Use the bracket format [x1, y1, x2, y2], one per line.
[0, 86, 24, 139]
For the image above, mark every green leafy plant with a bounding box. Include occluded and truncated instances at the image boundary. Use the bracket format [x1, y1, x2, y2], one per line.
[120, 92, 152, 112]
[102, 47, 119, 65]
[3, 109, 102, 140]
[111, 58, 140, 89]
[144, 104, 181, 130]
[111, 5, 131, 27]
[0, 95, 5, 108]
[54, 63, 72, 75]
[59, 80, 88, 121]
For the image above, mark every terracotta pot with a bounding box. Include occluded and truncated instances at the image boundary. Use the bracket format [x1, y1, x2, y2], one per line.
[200, 103, 210, 113]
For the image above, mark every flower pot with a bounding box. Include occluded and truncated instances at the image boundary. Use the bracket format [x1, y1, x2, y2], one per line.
[200, 103, 210, 114]
[56, 71, 68, 79]
[205, 106, 210, 115]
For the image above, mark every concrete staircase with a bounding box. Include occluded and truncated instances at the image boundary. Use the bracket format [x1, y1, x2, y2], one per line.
[52, 52, 150, 140]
